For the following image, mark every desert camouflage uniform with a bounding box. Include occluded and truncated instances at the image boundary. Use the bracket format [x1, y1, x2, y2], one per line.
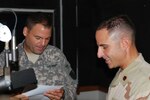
[0, 41, 77, 100]
[107, 53, 150, 100]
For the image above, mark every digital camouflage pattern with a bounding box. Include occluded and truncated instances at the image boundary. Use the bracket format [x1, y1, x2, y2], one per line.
[0, 41, 77, 100]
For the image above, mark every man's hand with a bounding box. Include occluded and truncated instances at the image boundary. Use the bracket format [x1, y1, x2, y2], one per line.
[44, 88, 64, 100]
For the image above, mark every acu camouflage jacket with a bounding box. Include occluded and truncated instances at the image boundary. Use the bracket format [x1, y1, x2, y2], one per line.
[0, 41, 77, 100]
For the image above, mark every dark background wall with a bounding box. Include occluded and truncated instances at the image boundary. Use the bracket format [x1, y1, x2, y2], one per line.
[0, 0, 150, 91]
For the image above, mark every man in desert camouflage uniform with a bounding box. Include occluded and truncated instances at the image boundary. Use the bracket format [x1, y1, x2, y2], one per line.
[95, 15, 150, 100]
[0, 12, 77, 100]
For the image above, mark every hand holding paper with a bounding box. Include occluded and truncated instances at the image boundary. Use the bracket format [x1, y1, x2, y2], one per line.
[44, 86, 64, 100]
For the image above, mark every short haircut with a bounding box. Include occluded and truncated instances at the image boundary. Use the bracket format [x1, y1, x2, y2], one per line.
[25, 12, 52, 30]
[97, 15, 136, 43]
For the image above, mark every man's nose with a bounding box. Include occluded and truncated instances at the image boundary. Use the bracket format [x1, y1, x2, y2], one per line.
[97, 47, 104, 58]
[41, 39, 46, 46]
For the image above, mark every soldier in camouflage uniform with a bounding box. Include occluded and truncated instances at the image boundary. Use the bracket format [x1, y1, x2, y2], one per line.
[0, 12, 77, 100]
[95, 15, 150, 99]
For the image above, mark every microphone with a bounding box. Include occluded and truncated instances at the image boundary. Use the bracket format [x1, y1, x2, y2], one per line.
[0, 10, 37, 94]
[10, 9, 18, 71]
[0, 8, 18, 71]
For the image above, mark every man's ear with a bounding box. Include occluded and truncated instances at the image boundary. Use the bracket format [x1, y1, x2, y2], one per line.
[121, 37, 130, 50]
[23, 27, 28, 36]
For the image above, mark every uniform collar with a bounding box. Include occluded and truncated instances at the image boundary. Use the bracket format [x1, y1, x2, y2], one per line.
[110, 53, 144, 87]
